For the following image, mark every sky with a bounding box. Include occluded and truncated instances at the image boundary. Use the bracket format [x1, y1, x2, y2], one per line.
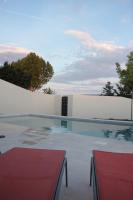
[0, 0, 133, 94]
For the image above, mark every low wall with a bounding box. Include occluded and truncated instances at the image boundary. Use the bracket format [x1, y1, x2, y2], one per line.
[68, 95, 131, 120]
[0, 79, 56, 115]
[0, 80, 131, 120]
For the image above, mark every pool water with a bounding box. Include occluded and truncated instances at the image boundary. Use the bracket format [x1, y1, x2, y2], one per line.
[0, 116, 133, 142]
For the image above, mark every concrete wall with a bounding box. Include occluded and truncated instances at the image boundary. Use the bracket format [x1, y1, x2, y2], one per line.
[54, 95, 62, 116]
[0, 79, 131, 120]
[0, 79, 56, 115]
[68, 95, 131, 120]
[67, 95, 73, 116]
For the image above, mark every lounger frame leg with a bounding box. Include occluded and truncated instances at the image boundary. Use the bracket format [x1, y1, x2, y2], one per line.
[65, 159, 68, 187]
[54, 157, 68, 200]
[90, 157, 99, 200]
[90, 157, 92, 186]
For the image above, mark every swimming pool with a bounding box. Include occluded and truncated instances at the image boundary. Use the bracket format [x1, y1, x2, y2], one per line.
[0, 115, 133, 142]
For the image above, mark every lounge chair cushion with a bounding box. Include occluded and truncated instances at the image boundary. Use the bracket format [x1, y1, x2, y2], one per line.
[0, 147, 65, 200]
[93, 150, 133, 200]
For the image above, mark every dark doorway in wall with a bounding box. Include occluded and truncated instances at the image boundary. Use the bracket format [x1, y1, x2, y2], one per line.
[61, 96, 68, 116]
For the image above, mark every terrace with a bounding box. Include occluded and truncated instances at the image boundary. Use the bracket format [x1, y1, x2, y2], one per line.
[0, 79, 133, 200]
[0, 116, 133, 200]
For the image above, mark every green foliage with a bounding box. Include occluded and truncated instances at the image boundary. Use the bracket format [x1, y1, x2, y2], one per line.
[0, 53, 54, 91]
[115, 51, 133, 96]
[101, 81, 114, 96]
[101, 51, 133, 97]
[43, 87, 55, 94]
[113, 83, 131, 98]
[0, 62, 31, 89]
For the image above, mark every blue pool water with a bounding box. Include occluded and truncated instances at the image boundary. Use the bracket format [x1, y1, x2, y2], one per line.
[0, 116, 133, 142]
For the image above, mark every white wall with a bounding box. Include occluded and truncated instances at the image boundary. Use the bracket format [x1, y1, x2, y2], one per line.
[0, 79, 131, 120]
[68, 95, 73, 116]
[0, 79, 56, 115]
[54, 95, 62, 115]
[68, 95, 131, 120]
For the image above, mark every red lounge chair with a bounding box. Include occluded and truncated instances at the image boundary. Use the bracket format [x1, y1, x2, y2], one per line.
[0, 147, 68, 200]
[90, 150, 133, 200]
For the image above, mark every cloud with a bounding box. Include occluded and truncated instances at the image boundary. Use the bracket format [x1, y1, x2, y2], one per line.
[0, 8, 45, 22]
[0, 44, 30, 54]
[65, 30, 124, 52]
[52, 39, 131, 83]
[0, 44, 30, 64]
[49, 30, 133, 94]
[53, 30, 133, 83]
[46, 77, 118, 95]
[53, 56, 117, 83]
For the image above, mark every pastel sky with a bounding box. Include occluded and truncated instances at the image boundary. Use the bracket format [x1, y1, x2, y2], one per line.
[0, 0, 133, 94]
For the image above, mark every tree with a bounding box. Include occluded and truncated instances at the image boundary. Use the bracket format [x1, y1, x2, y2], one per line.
[43, 87, 55, 94]
[115, 51, 133, 97]
[101, 51, 133, 98]
[101, 81, 114, 96]
[0, 62, 31, 89]
[0, 52, 54, 91]
[113, 83, 131, 98]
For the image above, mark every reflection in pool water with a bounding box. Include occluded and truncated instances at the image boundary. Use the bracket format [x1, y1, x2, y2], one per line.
[0, 116, 133, 142]
[102, 127, 133, 141]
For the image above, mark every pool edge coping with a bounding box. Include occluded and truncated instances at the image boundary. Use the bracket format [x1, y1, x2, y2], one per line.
[0, 113, 133, 126]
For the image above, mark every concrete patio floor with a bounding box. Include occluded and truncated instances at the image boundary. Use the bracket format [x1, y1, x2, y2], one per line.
[0, 122, 133, 200]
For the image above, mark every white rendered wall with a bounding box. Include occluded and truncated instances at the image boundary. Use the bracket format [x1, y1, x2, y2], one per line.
[54, 95, 61, 116]
[67, 95, 73, 116]
[69, 95, 131, 120]
[0, 79, 55, 115]
[0, 79, 131, 120]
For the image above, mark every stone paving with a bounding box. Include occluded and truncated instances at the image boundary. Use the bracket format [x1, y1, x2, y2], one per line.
[0, 122, 133, 200]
